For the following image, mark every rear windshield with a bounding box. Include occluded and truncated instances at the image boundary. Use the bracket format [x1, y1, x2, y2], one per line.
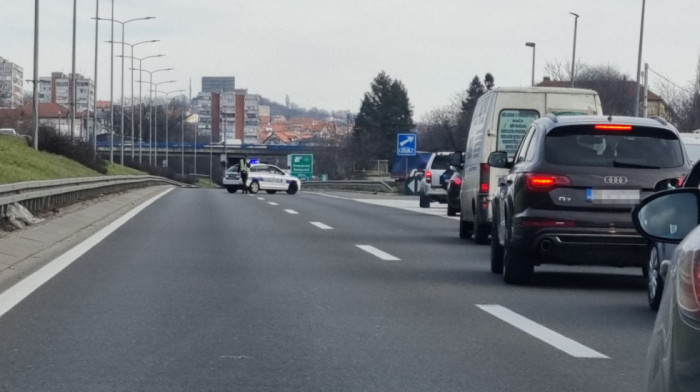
[544, 125, 684, 168]
[430, 155, 452, 170]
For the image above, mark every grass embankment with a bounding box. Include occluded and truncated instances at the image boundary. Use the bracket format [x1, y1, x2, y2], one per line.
[0, 135, 145, 184]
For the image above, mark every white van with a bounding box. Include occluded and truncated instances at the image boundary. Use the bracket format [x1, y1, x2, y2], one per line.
[458, 87, 603, 243]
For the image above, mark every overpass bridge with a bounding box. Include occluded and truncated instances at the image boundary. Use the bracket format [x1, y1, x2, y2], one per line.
[96, 141, 319, 177]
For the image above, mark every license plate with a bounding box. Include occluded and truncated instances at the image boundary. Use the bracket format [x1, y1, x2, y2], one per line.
[586, 189, 640, 204]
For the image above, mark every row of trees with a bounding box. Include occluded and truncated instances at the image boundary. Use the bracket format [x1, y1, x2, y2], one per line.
[342, 56, 700, 175]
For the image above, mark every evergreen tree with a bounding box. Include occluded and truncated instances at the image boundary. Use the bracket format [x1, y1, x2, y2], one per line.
[455, 75, 487, 148]
[351, 71, 414, 166]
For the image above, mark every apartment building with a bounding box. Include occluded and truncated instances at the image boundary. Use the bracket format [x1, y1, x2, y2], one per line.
[243, 93, 260, 144]
[0, 57, 24, 109]
[196, 77, 260, 144]
[40, 72, 95, 114]
[202, 76, 235, 93]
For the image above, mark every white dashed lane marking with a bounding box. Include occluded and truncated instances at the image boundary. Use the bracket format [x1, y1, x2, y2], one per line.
[477, 304, 609, 359]
[356, 245, 401, 261]
[310, 222, 333, 230]
[268, 202, 279, 206]
[284, 209, 299, 215]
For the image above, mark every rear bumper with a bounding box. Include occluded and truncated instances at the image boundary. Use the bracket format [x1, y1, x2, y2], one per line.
[512, 226, 647, 267]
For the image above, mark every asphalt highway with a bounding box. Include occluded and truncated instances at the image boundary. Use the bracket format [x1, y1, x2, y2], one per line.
[0, 187, 655, 391]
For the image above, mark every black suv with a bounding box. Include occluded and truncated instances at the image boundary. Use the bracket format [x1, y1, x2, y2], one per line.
[489, 115, 692, 284]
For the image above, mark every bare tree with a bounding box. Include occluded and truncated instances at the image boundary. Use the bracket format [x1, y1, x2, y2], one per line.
[543, 59, 588, 81]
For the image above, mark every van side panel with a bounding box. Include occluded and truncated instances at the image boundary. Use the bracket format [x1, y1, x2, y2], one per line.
[461, 92, 495, 224]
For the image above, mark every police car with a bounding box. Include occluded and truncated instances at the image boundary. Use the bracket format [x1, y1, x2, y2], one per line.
[223, 163, 301, 195]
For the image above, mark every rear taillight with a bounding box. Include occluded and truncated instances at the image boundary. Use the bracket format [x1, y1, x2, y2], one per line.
[425, 170, 432, 182]
[525, 173, 571, 191]
[452, 177, 462, 186]
[479, 163, 489, 194]
[594, 124, 632, 131]
[677, 250, 700, 322]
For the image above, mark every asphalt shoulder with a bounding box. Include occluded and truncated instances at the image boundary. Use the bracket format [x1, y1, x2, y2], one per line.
[0, 185, 173, 295]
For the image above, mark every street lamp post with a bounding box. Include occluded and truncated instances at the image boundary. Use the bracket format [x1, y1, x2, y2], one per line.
[155, 89, 185, 169]
[112, 39, 159, 161]
[138, 70, 174, 165]
[94, 16, 155, 164]
[525, 42, 535, 86]
[92, 0, 99, 160]
[32, 0, 39, 150]
[634, 0, 646, 117]
[71, 0, 77, 141]
[151, 81, 176, 167]
[570, 12, 580, 87]
[126, 55, 164, 164]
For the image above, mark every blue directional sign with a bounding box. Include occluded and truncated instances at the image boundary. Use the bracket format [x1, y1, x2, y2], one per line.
[397, 133, 417, 156]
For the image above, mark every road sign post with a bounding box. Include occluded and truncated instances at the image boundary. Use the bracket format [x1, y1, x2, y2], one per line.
[397, 133, 417, 181]
[290, 154, 313, 181]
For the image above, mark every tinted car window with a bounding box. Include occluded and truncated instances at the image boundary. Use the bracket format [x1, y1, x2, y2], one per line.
[544, 125, 684, 168]
[430, 155, 451, 170]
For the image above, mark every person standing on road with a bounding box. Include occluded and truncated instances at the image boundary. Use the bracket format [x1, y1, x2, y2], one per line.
[239, 156, 249, 193]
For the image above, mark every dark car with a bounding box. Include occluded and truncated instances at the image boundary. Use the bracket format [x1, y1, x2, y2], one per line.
[632, 187, 700, 391]
[489, 115, 692, 284]
[443, 152, 465, 216]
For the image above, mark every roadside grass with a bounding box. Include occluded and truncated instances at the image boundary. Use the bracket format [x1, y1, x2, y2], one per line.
[195, 177, 218, 189]
[106, 162, 146, 176]
[0, 135, 146, 184]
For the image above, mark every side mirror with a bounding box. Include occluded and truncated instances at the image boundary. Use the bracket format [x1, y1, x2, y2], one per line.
[487, 151, 510, 169]
[632, 188, 700, 243]
[449, 151, 464, 168]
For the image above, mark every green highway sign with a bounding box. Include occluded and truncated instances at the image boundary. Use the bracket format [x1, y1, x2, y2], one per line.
[289, 154, 313, 180]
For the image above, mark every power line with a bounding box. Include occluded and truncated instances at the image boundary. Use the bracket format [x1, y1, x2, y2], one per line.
[647, 66, 692, 92]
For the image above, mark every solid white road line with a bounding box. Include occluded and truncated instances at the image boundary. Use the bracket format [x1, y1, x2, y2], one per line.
[284, 209, 299, 215]
[310, 222, 333, 230]
[268, 202, 279, 206]
[477, 304, 609, 359]
[356, 245, 401, 261]
[0, 188, 175, 320]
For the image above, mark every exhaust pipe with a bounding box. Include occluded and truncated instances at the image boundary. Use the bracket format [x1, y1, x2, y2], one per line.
[539, 239, 554, 253]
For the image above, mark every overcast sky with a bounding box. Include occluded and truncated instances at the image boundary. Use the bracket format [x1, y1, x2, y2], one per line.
[3, 0, 699, 121]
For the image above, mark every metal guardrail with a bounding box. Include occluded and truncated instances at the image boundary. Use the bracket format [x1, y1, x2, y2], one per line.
[0, 175, 188, 219]
[302, 180, 396, 193]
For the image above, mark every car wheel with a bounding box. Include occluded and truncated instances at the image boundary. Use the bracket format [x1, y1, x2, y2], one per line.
[502, 232, 533, 285]
[419, 193, 430, 208]
[447, 205, 457, 216]
[266, 190, 277, 194]
[647, 244, 664, 311]
[286, 182, 298, 195]
[459, 219, 472, 239]
[474, 223, 490, 245]
[249, 181, 260, 194]
[226, 187, 237, 194]
[490, 221, 504, 274]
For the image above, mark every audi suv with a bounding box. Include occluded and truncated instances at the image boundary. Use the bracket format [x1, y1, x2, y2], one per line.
[489, 115, 693, 284]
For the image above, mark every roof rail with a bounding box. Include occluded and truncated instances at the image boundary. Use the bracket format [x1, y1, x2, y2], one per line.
[651, 116, 668, 126]
[544, 113, 558, 123]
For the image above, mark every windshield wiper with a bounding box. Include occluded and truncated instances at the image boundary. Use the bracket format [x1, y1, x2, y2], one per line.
[612, 160, 660, 169]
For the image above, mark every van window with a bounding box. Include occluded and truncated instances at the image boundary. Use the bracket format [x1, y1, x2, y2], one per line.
[497, 109, 539, 157]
